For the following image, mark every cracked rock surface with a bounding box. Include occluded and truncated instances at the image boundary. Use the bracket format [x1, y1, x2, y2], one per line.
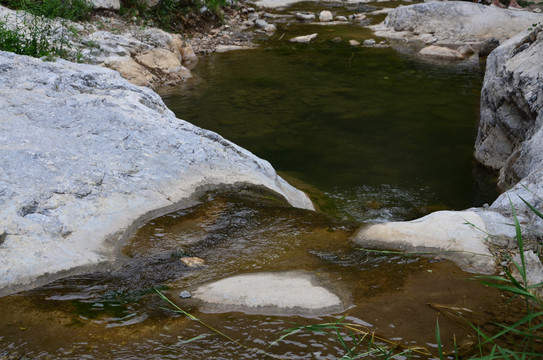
[0, 51, 313, 294]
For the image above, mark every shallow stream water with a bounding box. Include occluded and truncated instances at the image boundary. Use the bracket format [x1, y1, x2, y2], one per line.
[0, 1, 510, 359]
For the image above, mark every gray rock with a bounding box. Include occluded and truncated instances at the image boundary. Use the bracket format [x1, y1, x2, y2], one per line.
[199, 5, 208, 14]
[363, 39, 376, 46]
[264, 24, 277, 34]
[349, 40, 360, 46]
[0, 51, 313, 294]
[335, 16, 348, 22]
[179, 290, 192, 299]
[255, 19, 268, 28]
[248, 13, 259, 22]
[479, 38, 500, 57]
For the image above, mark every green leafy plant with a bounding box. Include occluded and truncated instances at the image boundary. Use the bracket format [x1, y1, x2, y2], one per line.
[0, 12, 68, 59]
[0, 0, 92, 21]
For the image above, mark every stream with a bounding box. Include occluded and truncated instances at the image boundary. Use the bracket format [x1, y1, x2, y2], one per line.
[0, 1, 509, 359]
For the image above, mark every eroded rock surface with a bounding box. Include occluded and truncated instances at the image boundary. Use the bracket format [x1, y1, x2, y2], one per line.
[0, 51, 313, 294]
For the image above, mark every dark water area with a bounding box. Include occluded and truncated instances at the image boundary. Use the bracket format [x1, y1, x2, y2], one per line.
[160, 20, 498, 222]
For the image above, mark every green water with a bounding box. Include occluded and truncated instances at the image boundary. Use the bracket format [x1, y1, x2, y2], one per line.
[160, 20, 498, 222]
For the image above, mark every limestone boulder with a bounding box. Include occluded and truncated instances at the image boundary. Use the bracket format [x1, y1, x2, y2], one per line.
[370, 2, 543, 46]
[319, 10, 333, 22]
[103, 55, 158, 87]
[0, 51, 313, 295]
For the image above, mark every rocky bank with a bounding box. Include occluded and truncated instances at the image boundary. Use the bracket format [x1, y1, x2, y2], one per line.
[0, 51, 313, 295]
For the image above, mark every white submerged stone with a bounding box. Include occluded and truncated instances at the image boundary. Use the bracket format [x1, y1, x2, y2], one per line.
[0, 51, 314, 295]
[192, 272, 344, 315]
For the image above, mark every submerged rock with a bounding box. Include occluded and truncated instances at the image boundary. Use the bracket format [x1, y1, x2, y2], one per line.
[289, 33, 318, 43]
[296, 12, 316, 21]
[0, 51, 313, 294]
[192, 272, 345, 315]
[419, 45, 464, 59]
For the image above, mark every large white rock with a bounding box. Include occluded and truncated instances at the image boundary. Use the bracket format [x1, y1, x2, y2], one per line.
[0, 52, 313, 295]
[370, 2, 543, 45]
[355, 211, 495, 274]
[319, 10, 333, 22]
[192, 272, 344, 315]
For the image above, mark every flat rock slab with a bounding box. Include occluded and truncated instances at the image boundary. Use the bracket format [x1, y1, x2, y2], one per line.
[192, 272, 345, 315]
[355, 211, 495, 274]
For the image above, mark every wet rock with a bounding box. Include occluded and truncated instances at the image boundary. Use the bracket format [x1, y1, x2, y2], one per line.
[332, 37, 342, 43]
[296, 12, 316, 21]
[319, 10, 333, 22]
[179, 290, 192, 299]
[180, 257, 206, 268]
[479, 38, 500, 57]
[192, 272, 345, 315]
[349, 40, 360, 46]
[363, 39, 376, 46]
[289, 33, 318, 43]
[0, 51, 313, 294]
[335, 16, 348, 22]
[419, 45, 464, 59]
[215, 44, 253, 52]
[355, 211, 495, 274]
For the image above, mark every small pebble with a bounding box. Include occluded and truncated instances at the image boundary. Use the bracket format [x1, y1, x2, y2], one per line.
[179, 290, 192, 299]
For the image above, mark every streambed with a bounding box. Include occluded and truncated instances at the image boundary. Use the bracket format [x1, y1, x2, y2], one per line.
[0, 1, 509, 359]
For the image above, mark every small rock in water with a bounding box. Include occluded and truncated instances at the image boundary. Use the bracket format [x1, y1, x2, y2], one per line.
[352, 13, 367, 21]
[363, 39, 376, 46]
[247, 7, 255, 12]
[248, 13, 259, 22]
[255, 19, 268, 28]
[181, 256, 206, 268]
[319, 10, 333, 22]
[296, 12, 316, 21]
[289, 33, 318, 44]
[349, 39, 360, 46]
[335, 16, 348, 22]
[420, 45, 464, 59]
[264, 24, 277, 34]
[332, 37, 342, 42]
[179, 290, 192, 299]
[457, 44, 475, 57]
